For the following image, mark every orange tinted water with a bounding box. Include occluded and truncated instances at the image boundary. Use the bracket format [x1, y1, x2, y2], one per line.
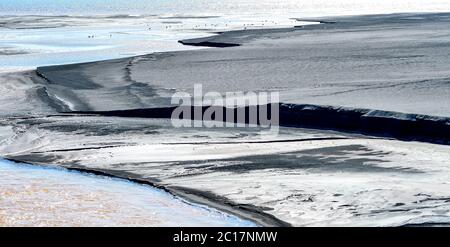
[0, 160, 256, 227]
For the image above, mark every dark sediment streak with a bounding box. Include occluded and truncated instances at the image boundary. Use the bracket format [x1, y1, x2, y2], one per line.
[68, 104, 450, 145]
[279, 104, 450, 145]
[178, 27, 298, 48]
[158, 137, 354, 145]
[178, 40, 240, 48]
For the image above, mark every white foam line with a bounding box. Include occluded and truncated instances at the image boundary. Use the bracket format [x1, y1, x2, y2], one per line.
[0, 66, 35, 74]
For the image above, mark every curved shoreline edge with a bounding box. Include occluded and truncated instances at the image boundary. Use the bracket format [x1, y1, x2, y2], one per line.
[4, 158, 291, 227]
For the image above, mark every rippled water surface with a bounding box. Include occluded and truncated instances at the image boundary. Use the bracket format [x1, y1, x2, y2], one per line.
[0, 159, 257, 227]
[2, 0, 450, 16]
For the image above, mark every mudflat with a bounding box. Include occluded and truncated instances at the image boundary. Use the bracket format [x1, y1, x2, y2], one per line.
[1, 13, 450, 226]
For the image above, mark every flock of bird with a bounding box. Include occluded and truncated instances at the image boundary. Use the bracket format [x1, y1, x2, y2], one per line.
[86, 19, 284, 39]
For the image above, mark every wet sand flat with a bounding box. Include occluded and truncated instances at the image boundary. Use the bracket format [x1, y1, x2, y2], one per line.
[34, 13, 450, 116]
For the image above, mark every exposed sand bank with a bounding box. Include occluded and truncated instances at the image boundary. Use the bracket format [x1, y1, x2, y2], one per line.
[1, 116, 450, 226]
